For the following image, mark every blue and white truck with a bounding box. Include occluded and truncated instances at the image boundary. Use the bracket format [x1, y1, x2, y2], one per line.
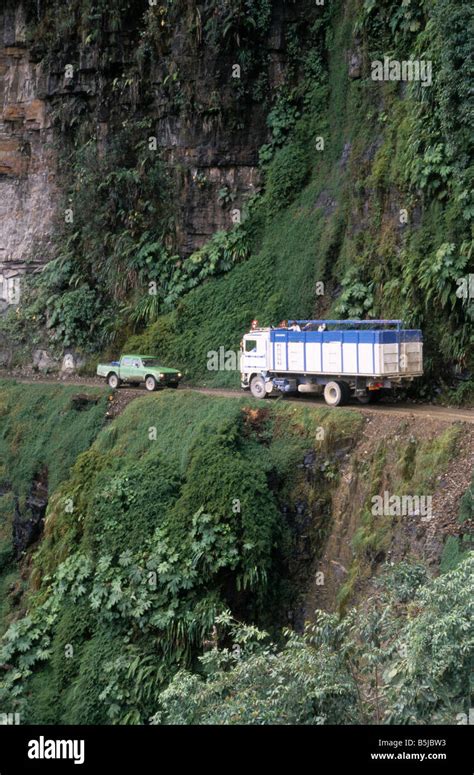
[240, 320, 423, 405]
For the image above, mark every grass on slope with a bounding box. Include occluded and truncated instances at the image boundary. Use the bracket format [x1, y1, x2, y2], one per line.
[0, 388, 362, 724]
[0, 381, 109, 496]
[0, 381, 109, 635]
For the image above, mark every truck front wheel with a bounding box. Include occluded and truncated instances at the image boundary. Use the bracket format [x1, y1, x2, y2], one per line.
[250, 375, 267, 399]
[323, 381, 344, 406]
[107, 373, 120, 390]
[145, 376, 158, 392]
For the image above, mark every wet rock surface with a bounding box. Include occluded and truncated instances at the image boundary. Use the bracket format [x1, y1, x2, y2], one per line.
[0, 0, 305, 291]
[0, 2, 57, 294]
[12, 467, 48, 558]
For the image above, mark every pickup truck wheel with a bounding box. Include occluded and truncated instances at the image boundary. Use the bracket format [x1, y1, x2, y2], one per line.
[107, 373, 120, 390]
[145, 376, 158, 392]
[323, 381, 344, 406]
[250, 376, 267, 399]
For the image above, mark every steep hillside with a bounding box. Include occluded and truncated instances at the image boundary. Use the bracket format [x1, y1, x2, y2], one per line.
[0, 0, 472, 731]
[0, 0, 472, 402]
[0, 382, 108, 630]
[124, 0, 473, 393]
[0, 382, 472, 724]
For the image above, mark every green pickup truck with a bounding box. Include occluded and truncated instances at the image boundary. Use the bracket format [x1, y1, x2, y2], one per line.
[97, 354, 182, 391]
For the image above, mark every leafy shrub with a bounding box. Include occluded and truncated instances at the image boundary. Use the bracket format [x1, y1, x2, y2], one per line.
[152, 556, 474, 725]
[204, 0, 272, 48]
[335, 267, 375, 318]
[152, 612, 359, 725]
[265, 140, 312, 212]
[44, 288, 102, 349]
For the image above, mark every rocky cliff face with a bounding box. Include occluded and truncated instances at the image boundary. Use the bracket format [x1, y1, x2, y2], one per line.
[0, 0, 298, 309]
[0, 2, 57, 308]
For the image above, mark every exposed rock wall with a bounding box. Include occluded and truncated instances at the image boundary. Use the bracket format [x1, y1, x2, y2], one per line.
[0, 0, 300, 310]
[0, 2, 57, 307]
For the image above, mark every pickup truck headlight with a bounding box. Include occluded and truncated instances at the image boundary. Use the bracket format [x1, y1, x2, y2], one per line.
[159, 373, 165, 380]
[177, 372, 182, 378]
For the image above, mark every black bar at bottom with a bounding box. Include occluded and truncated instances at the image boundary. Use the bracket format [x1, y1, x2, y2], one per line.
[0, 724, 471, 774]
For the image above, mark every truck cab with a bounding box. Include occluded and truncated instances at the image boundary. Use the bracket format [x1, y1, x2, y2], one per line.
[241, 330, 268, 373]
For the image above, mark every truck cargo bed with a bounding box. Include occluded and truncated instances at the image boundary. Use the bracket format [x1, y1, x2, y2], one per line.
[268, 327, 422, 378]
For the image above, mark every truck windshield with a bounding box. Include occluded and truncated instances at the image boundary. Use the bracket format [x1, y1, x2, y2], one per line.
[142, 359, 160, 366]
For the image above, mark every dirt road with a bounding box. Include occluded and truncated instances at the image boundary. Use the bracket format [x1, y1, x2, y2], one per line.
[1, 374, 473, 424]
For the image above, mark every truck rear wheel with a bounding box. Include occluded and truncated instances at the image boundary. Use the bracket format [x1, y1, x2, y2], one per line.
[250, 375, 267, 399]
[145, 376, 158, 392]
[323, 381, 344, 406]
[107, 373, 120, 390]
[340, 381, 351, 403]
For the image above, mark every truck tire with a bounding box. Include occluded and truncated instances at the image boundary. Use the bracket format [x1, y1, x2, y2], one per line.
[107, 373, 120, 390]
[323, 381, 344, 406]
[145, 376, 158, 392]
[250, 375, 267, 399]
[340, 381, 351, 403]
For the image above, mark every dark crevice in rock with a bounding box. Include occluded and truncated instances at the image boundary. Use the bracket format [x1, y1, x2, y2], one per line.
[12, 466, 48, 558]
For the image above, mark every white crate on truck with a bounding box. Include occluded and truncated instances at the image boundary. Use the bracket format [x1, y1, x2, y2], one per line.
[260, 325, 422, 378]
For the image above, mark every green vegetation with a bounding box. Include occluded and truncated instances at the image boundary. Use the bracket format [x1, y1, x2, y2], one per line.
[9, 117, 175, 353]
[123, 0, 473, 395]
[441, 470, 474, 573]
[0, 382, 108, 497]
[0, 387, 360, 723]
[1, 0, 472, 729]
[0, 382, 470, 726]
[338, 424, 462, 610]
[152, 557, 474, 724]
[5, 0, 470, 398]
[6, 0, 300, 360]
[0, 382, 108, 636]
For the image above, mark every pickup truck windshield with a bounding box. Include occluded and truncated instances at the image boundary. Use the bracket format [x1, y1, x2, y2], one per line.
[141, 359, 160, 366]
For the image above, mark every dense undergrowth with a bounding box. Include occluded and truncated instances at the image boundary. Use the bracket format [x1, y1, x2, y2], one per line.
[0, 386, 362, 723]
[0, 384, 471, 724]
[151, 556, 474, 725]
[0, 382, 108, 638]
